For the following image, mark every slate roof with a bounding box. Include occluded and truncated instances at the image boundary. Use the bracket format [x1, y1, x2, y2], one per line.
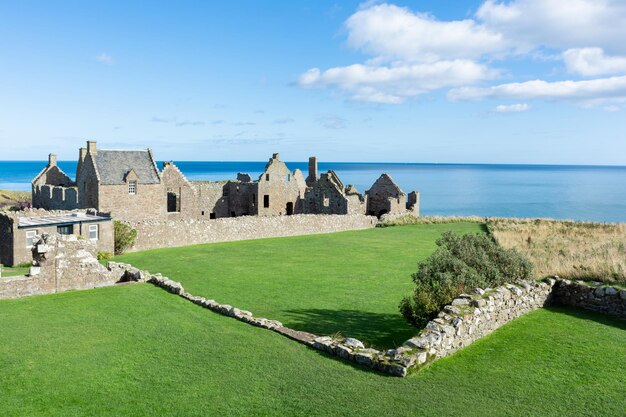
[93, 150, 160, 185]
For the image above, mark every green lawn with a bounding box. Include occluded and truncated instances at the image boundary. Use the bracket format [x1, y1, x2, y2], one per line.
[0, 284, 624, 417]
[1, 264, 29, 278]
[117, 223, 485, 349]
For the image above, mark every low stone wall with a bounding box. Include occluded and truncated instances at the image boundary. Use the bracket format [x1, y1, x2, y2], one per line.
[127, 214, 378, 252]
[551, 280, 626, 316]
[0, 235, 146, 300]
[146, 272, 559, 377]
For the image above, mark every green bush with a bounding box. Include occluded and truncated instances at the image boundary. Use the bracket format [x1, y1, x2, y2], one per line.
[113, 221, 137, 255]
[97, 252, 113, 261]
[400, 231, 532, 327]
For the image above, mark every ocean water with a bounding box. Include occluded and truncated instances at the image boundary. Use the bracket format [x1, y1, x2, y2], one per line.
[1, 160, 625, 223]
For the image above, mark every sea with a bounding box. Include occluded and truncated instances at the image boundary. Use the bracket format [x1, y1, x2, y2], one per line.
[1, 161, 625, 223]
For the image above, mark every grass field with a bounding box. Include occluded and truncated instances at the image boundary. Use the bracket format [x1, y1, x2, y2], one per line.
[489, 218, 626, 284]
[0, 189, 30, 209]
[0, 264, 29, 278]
[0, 284, 624, 417]
[116, 222, 485, 349]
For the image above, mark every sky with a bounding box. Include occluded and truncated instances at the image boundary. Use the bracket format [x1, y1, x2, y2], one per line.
[1, 0, 625, 165]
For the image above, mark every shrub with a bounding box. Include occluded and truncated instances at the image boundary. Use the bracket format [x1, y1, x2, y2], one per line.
[400, 231, 532, 327]
[114, 221, 137, 255]
[97, 252, 113, 261]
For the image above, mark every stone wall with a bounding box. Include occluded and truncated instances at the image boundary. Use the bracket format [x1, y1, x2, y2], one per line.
[32, 185, 79, 210]
[126, 214, 378, 252]
[0, 234, 144, 300]
[551, 280, 625, 317]
[97, 183, 165, 223]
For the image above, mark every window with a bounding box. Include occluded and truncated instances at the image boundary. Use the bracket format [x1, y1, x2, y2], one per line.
[167, 189, 180, 213]
[57, 225, 73, 235]
[26, 230, 37, 248]
[210, 213, 216, 219]
[128, 180, 137, 195]
[265, 174, 270, 181]
[286, 174, 290, 181]
[89, 224, 99, 240]
[323, 197, 330, 207]
[263, 195, 270, 208]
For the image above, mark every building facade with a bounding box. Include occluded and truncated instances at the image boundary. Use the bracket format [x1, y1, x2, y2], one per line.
[31, 140, 420, 223]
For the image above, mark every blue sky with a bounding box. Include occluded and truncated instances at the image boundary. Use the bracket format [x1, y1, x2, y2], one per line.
[1, 0, 625, 165]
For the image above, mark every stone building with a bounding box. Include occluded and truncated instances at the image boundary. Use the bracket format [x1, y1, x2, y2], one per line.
[366, 174, 419, 218]
[0, 209, 113, 267]
[32, 140, 420, 223]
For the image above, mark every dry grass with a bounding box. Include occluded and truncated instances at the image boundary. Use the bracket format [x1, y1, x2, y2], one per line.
[488, 218, 626, 284]
[379, 214, 486, 227]
[0, 190, 30, 210]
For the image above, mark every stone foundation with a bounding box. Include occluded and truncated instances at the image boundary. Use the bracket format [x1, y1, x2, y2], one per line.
[127, 214, 378, 252]
[0, 235, 146, 300]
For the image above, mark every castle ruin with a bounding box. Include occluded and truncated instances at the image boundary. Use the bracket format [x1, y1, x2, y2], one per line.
[31, 141, 420, 222]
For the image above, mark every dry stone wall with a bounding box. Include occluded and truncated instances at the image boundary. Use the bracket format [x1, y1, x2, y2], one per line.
[126, 214, 378, 252]
[551, 279, 626, 316]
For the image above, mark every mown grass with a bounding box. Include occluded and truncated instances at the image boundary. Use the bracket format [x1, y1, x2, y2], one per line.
[117, 222, 485, 349]
[0, 264, 29, 278]
[0, 284, 624, 417]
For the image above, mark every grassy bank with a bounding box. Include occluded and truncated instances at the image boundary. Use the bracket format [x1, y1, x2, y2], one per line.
[0, 189, 30, 210]
[117, 222, 485, 349]
[382, 215, 626, 285]
[0, 284, 624, 417]
[488, 218, 626, 284]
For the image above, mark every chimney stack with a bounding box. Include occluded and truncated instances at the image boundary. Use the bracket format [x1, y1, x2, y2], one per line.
[306, 156, 318, 186]
[87, 140, 97, 154]
[48, 153, 57, 166]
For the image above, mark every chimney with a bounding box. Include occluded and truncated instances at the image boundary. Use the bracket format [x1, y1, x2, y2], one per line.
[48, 153, 57, 166]
[306, 156, 318, 186]
[87, 140, 97, 154]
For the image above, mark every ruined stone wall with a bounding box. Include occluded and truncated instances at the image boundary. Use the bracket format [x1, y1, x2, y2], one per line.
[126, 214, 378, 252]
[161, 163, 199, 219]
[225, 181, 257, 217]
[0, 212, 15, 266]
[305, 175, 348, 215]
[76, 153, 99, 209]
[194, 181, 232, 218]
[97, 183, 165, 223]
[551, 280, 625, 317]
[33, 164, 74, 187]
[256, 157, 306, 216]
[0, 234, 137, 300]
[32, 185, 79, 210]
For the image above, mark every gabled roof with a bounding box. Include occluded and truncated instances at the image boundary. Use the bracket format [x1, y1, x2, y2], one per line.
[367, 173, 405, 196]
[93, 150, 161, 185]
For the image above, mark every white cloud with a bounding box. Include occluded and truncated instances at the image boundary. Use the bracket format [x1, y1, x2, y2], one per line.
[563, 48, 626, 76]
[300, 60, 497, 104]
[477, 0, 626, 53]
[95, 52, 114, 65]
[273, 117, 295, 124]
[449, 75, 626, 105]
[316, 114, 348, 129]
[603, 105, 621, 112]
[346, 3, 505, 62]
[493, 103, 530, 113]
